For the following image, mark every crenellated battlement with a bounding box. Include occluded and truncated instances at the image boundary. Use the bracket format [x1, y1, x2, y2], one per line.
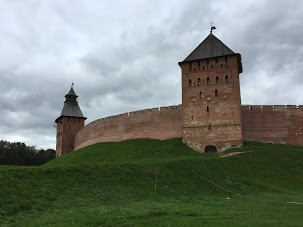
[84, 105, 182, 127]
[241, 104, 303, 147]
[241, 105, 302, 111]
[74, 105, 183, 150]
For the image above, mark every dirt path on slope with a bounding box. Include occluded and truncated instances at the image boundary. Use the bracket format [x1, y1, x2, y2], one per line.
[219, 150, 254, 158]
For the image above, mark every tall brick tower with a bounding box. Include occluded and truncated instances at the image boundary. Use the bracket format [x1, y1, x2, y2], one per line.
[178, 31, 243, 153]
[55, 85, 86, 157]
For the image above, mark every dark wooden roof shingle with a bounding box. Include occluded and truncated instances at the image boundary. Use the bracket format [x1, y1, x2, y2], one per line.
[55, 86, 86, 122]
[60, 101, 85, 118]
[182, 33, 235, 62]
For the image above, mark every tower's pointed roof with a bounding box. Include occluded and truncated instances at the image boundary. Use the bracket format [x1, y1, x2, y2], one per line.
[67, 86, 77, 97]
[182, 33, 235, 62]
[55, 85, 86, 123]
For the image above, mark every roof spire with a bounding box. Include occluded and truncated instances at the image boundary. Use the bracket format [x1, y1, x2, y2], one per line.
[55, 85, 86, 123]
[72, 81, 74, 88]
[210, 23, 216, 34]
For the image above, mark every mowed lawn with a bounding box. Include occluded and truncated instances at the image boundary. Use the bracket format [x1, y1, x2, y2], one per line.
[0, 138, 303, 226]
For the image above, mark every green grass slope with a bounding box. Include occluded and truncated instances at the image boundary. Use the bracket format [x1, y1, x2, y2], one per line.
[1, 138, 303, 226]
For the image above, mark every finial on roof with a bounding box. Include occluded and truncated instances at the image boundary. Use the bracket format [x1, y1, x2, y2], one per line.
[72, 82, 74, 88]
[210, 23, 216, 34]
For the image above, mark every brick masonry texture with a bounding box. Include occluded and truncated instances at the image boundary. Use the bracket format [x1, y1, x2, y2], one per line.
[73, 104, 303, 153]
[74, 105, 182, 150]
[241, 105, 303, 146]
[56, 116, 85, 157]
[180, 55, 243, 153]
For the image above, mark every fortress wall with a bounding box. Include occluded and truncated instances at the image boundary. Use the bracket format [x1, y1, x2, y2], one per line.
[241, 105, 303, 146]
[74, 103, 302, 151]
[287, 106, 303, 146]
[74, 105, 183, 150]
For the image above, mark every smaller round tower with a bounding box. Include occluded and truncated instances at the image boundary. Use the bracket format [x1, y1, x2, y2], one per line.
[55, 84, 86, 157]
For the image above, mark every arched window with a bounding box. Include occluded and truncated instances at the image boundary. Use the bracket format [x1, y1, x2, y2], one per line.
[198, 61, 200, 70]
[225, 56, 228, 66]
[189, 79, 192, 86]
[198, 78, 201, 85]
[200, 92, 202, 98]
[205, 145, 217, 153]
[215, 90, 218, 97]
[207, 106, 209, 112]
[207, 77, 210, 84]
[215, 58, 218, 68]
[216, 76, 219, 84]
[189, 62, 192, 71]
[207, 59, 209, 69]
[225, 75, 229, 83]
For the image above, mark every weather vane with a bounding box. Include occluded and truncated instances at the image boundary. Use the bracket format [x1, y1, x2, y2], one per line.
[210, 23, 216, 33]
[72, 81, 74, 87]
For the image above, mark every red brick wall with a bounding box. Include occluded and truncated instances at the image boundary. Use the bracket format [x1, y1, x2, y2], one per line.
[241, 105, 303, 146]
[180, 55, 243, 153]
[56, 116, 85, 157]
[73, 103, 303, 152]
[74, 105, 182, 150]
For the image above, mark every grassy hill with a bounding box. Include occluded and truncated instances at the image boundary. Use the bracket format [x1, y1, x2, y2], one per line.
[0, 138, 303, 226]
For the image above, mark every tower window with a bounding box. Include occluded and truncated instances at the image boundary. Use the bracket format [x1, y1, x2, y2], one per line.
[189, 62, 192, 71]
[207, 106, 209, 112]
[221, 64, 223, 68]
[215, 58, 218, 68]
[200, 92, 202, 98]
[208, 124, 211, 130]
[225, 56, 228, 66]
[207, 59, 209, 69]
[225, 75, 229, 83]
[215, 90, 218, 97]
[211, 65, 213, 69]
[189, 79, 192, 86]
[207, 77, 210, 84]
[203, 66, 205, 70]
[198, 78, 201, 85]
[198, 61, 200, 70]
[216, 76, 219, 84]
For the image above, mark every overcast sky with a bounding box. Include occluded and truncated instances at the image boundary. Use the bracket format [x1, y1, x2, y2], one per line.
[1, 0, 303, 149]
